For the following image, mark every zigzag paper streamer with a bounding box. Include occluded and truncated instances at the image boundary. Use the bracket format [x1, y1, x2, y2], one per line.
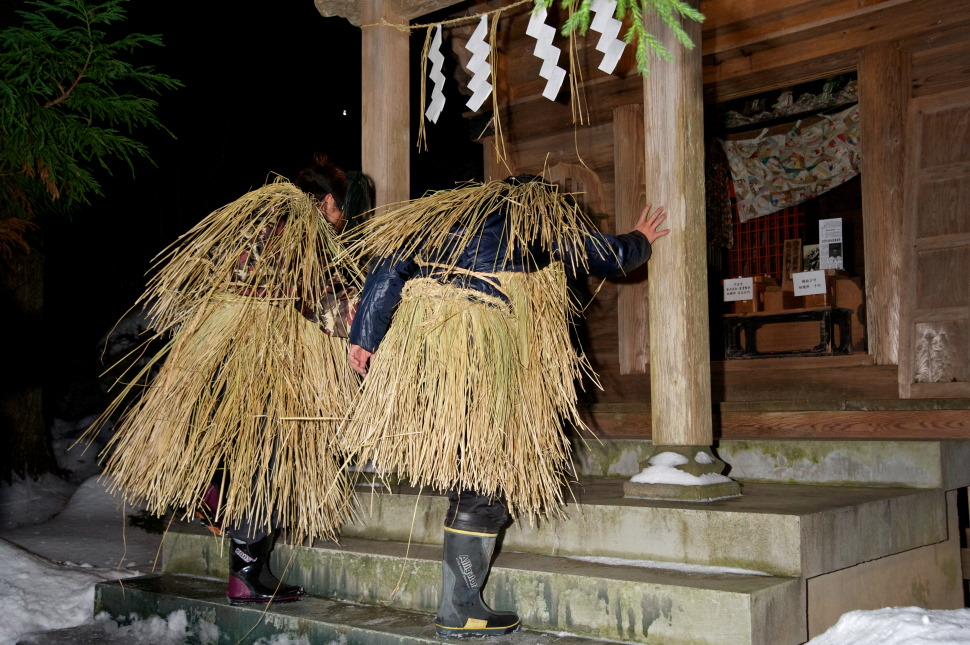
[590, 0, 626, 74]
[464, 14, 492, 112]
[526, 7, 566, 101]
[425, 25, 446, 123]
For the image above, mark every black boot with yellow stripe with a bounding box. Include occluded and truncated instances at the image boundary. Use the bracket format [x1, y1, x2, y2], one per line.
[434, 512, 520, 638]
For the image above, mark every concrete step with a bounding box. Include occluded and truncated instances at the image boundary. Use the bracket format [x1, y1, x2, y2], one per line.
[574, 437, 970, 490]
[336, 479, 945, 577]
[162, 528, 804, 645]
[93, 573, 601, 645]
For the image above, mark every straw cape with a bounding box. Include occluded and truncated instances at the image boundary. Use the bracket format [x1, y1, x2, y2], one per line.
[85, 178, 362, 543]
[342, 179, 613, 520]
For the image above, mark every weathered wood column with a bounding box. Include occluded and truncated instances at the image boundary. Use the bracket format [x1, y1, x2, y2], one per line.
[624, 3, 738, 500]
[361, 0, 410, 208]
[859, 41, 907, 366]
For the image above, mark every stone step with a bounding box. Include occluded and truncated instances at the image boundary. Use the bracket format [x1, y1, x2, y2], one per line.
[574, 437, 970, 490]
[93, 573, 601, 645]
[161, 528, 804, 645]
[336, 479, 946, 577]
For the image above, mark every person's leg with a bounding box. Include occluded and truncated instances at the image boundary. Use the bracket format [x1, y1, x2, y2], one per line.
[225, 520, 305, 604]
[434, 490, 520, 638]
[195, 472, 224, 536]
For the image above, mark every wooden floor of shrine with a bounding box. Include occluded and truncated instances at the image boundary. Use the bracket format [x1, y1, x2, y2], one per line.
[580, 354, 970, 441]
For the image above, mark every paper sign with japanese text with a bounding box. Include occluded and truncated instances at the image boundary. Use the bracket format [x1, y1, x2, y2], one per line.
[793, 270, 828, 296]
[724, 277, 754, 302]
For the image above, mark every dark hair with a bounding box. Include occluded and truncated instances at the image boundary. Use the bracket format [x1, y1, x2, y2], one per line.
[294, 153, 348, 208]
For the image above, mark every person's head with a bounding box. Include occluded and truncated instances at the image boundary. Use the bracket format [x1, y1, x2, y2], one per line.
[294, 153, 348, 229]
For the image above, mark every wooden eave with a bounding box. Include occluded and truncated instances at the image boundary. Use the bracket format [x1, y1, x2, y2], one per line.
[703, 0, 970, 102]
[315, 0, 463, 24]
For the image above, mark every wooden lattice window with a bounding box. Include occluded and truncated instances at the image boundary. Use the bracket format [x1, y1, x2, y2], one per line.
[727, 204, 804, 282]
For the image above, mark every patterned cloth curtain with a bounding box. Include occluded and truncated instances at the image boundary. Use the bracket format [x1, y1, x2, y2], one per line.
[720, 104, 861, 223]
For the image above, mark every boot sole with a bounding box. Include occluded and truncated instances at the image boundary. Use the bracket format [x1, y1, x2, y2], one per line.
[227, 593, 305, 606]
[435, 622, 521, 639]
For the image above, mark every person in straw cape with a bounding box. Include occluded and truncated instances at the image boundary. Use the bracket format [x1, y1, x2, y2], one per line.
[85, 154, 372, 605]
[344, 175, 669, 638]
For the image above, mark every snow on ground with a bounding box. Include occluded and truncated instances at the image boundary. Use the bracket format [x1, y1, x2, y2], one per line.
[0, 472, 314, 645]
[1, 424, 969, 643]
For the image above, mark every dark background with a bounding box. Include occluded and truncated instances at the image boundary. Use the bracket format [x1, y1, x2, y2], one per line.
[3, 0, 482, 419]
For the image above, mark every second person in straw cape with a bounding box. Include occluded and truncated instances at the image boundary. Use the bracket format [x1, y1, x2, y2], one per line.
[344, 175, 668, 638]
[87, 155, 371, 605]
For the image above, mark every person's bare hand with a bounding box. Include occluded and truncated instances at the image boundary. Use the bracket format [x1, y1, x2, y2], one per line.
[349, 344, 373, 377]
[633, 204, 669, 244]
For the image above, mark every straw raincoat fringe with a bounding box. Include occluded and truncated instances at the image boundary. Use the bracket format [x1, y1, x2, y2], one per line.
[342, 179, 611, 521]
[85, 178, 362, 543]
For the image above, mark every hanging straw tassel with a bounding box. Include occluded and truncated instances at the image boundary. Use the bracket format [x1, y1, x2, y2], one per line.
[341, 264, 592, 521]
[84, 178, 363, 543]
[342, 178, 613, 278]
[338, 179, 618, 521]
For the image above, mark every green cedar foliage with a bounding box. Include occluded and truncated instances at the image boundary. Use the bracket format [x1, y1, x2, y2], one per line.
[0, 0, 182, 245]
[535, 0, 704, 76]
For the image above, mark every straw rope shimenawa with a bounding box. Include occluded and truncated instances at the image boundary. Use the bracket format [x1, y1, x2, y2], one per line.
[341, 179, 615, 521]
[81, 178, 363, 543]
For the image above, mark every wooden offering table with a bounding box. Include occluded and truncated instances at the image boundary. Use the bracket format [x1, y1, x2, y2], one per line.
[723, 307, 853, 359]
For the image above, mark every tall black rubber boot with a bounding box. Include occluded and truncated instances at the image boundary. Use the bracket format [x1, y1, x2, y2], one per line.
[226, 533, 305, 605]
[434, 512, 520, 638]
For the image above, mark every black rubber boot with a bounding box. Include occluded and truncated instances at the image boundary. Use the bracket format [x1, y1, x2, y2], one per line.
[434, 513, 520, 638]
[226, 534, 305, 605]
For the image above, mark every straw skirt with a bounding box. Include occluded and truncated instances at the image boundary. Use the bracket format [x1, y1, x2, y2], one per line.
[99, 294, 359, 542]
[341, 263, 589, 520]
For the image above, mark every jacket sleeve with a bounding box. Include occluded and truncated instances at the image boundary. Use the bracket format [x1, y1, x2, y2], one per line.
[349, 253, 418, 353]
[563, 229, 652, 278]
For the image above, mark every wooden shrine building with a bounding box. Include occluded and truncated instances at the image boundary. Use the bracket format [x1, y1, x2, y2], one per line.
[310, 0, 970, 640]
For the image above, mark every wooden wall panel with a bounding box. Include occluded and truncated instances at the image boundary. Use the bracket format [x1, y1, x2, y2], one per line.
[911, 39, 970, 98]
[899, 87, 970, 398]
[917, 177, 970, 238]
[916, 249, 970, 310]
[919, 106, 970, 167]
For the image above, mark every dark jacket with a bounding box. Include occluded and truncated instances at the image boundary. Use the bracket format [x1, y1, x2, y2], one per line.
[349, 206, 652, 352]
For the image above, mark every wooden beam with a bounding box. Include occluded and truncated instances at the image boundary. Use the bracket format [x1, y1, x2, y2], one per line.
[361, 0, 410, 208]
[614, 104, 650, 376]
[701, 0, 868, 57]
[390, 0, 462, 20]
[580, 404, 970, 439]
[644, 1, 713, 446]
[314, 0, 462, 23]
[703, 0, 970, 100]
[859, 41, 908, 366]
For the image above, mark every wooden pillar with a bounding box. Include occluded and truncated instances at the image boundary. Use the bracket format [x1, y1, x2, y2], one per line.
[859, 42, 908, 365]
[643, 5, 712, 447]
[361, 0, 410, 208]
[615, 104, 650, 375]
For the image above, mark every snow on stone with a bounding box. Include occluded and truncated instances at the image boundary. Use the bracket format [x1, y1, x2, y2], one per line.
[629, 451, 733, 485]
